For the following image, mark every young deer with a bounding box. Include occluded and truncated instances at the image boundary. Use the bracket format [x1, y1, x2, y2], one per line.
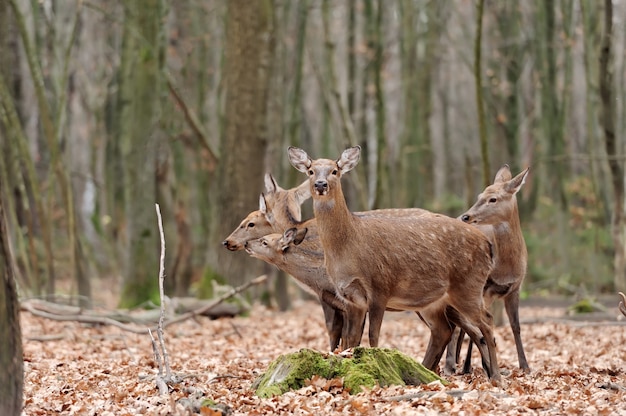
[445, 165, 530, 374]
[222, 175, 310, 251]
[288, 146, 501, 381]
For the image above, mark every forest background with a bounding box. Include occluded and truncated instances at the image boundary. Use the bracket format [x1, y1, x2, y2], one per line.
[1, 0, 625, 312]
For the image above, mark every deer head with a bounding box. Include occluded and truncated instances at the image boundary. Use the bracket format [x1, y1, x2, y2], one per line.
[288, 146, 360, 198]
[461, 165, 530, 225]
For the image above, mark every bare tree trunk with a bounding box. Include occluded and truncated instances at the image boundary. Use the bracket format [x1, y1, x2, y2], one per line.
[599, 0, 626, 292]
[0, 161, 23, 416]
[118, 0, 166, 307]
[474, 0, 490, 188]
[215, 0, 271, 287]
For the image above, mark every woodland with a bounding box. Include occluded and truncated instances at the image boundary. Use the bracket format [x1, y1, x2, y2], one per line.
[2, 0, 626, 414]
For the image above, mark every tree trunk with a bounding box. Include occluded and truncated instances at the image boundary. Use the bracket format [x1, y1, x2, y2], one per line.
[215, 0, 271, 287]
[118, 0, 166, 307]
[599, 0, 626, 292]
[0, 165, 23, 416]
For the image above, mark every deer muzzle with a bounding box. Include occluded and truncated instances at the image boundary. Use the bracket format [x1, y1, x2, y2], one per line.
[314, 180, 328, 195]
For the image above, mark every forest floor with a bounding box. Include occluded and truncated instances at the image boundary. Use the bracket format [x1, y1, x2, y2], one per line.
[20, 288, 626, 415]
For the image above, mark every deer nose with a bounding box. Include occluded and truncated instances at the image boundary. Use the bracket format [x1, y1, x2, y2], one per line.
[461, 214, 471, 222]
[222, 240, 228, 247]
[314, 180, 328, 193]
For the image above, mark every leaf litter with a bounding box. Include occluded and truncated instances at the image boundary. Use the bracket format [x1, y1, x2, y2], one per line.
[21, 298, 626, 415]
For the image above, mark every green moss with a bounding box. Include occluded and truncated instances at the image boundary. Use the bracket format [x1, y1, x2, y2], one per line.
[568, 297, 607, 314]
[253, 349, 340, 398]
[253, 347, 446, 397]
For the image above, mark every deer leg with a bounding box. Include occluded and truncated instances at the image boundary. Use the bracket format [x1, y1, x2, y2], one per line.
[449, 299, 500, 382]
[367, 300, 386, 348]
[421, 309, 454, 371]
[341, 304, 367, 349]
[461, 337, 474, 374]
[444, 327, 463, 375]
[337, 278, 369, 349]
[319, 300, 343, 351]
[504, 289, 530, 373]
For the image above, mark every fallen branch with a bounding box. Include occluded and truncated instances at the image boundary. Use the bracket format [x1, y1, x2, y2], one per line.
[21, 277, 267, 334]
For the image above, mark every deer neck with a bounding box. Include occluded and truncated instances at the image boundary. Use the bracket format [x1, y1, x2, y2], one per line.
[312, 187, 356, 254]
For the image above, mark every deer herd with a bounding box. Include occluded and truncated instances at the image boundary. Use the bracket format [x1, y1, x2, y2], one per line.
[223, 146, 531, 384]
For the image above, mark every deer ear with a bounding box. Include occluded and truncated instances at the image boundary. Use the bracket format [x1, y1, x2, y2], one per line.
[264, 173, 279, 194]
[281, 227, 299, 251]
[294, 179, 312, 205]
[259, 193, 267, 213]
[293, 227, 308, 245]
[493, 164, 512, 184]
[337, 146, 361, 173]
[260, 194, 274, 223]
[288, 147, 312, 173]
[505, 167, 530, 195]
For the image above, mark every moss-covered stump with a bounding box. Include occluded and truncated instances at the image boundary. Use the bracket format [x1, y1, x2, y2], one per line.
[253, 347, 447, 397]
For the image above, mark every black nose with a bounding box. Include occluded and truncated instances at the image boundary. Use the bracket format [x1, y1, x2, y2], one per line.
[314, 180, 328, 192]
[461, 214, 470, 222]
[222, 240, 228, 246]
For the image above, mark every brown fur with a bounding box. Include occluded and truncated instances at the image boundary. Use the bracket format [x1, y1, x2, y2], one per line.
[288, 146, 501, 381]
[446, 165, 531, 374]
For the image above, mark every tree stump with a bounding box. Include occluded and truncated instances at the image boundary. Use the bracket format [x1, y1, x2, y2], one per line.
[253, 347, 447, 397]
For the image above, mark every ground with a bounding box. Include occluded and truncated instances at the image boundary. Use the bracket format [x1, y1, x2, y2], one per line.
[21, 294, 626, 415]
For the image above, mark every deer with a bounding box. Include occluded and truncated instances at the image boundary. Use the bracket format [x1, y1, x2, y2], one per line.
[222, 176, 310, 252]
[619, 292, 626, 318]
[444, 165, 530, 375]
[288, 145, 501, 381]
[224, 174, 431, 351]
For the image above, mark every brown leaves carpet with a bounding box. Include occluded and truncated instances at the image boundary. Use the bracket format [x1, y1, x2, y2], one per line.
[21, 299, 626, 415]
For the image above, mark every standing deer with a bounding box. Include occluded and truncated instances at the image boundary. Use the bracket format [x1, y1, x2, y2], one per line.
[288, 146, 501, 381]
[445, 165, 530, 375]
[224, 173, 431, 351]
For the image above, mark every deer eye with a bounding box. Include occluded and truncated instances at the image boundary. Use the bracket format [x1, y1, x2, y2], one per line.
[308, 169, 314, 176]
[488, 197, 497, 203]
[261, 240, 268, 247]
[247, 223, 255, 228]
[332, 169, 338, 175]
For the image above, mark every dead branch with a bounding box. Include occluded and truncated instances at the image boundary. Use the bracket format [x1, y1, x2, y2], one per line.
[619, 292, 626, 317]
[165, 70, 218, 171]
[151, 203, 172, 394]
[161, 274, 268, 329]
[21, 276, 267, 333]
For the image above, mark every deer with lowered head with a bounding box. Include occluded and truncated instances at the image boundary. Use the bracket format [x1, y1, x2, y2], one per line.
[288, 145, 501, 381]
[445, 165, 530, 375]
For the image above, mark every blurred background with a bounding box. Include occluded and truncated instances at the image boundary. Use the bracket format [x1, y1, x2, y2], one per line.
[0, 0, 623, 310]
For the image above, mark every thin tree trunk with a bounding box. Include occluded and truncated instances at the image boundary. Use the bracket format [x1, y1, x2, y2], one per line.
[599, 0, 626, 292]
[474, 0, 490, 188]
[118, 0, 166, 307]
[215, 0, 271, 288]
[0, 160, 23, 416]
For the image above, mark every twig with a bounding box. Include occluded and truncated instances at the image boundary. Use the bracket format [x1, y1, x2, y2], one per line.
[153, 203, 173, 393]
[148, 328, 168, 395]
